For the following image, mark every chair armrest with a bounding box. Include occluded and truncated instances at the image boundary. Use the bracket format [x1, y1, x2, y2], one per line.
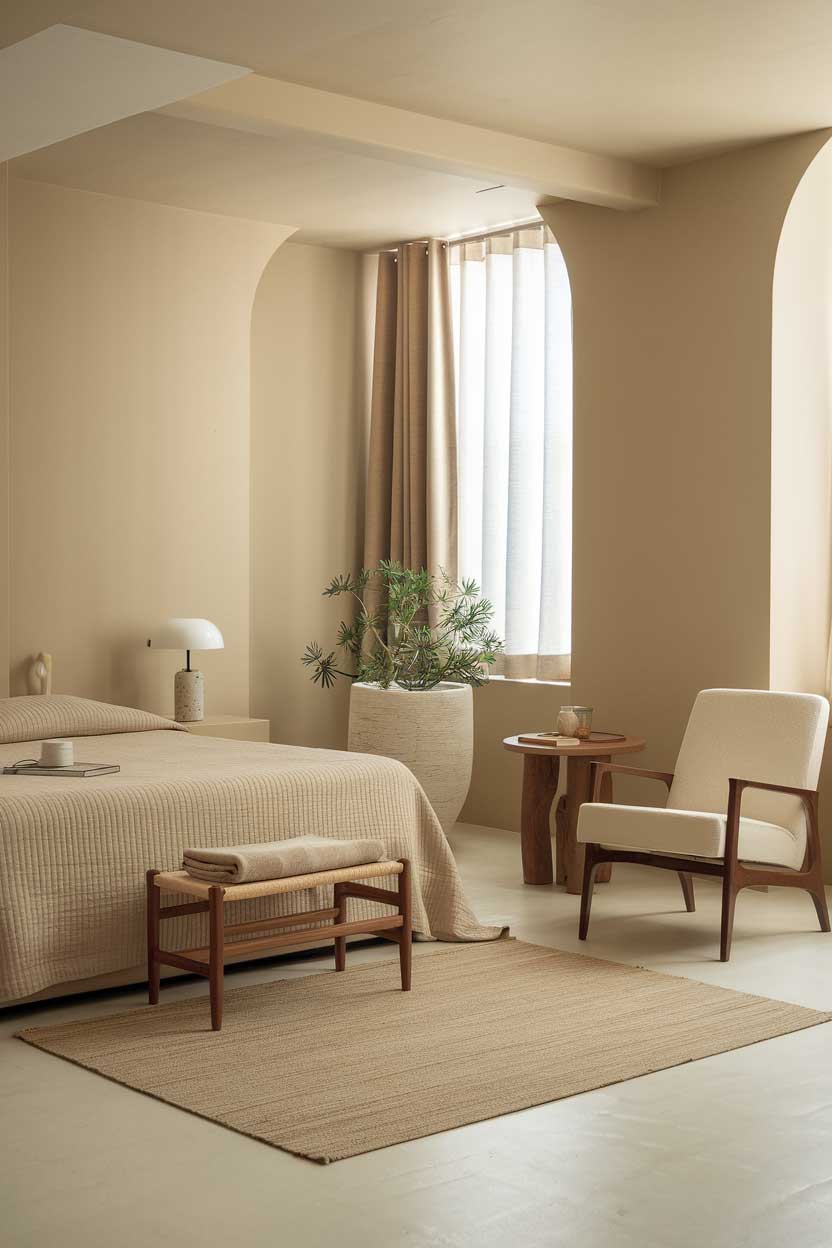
[590, 762, 674, 802]
[728, 776, 817, 801]
[724, 777, 819, 870]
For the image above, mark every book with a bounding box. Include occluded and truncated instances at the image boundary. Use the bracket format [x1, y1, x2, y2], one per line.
[2, 762, 121, 778]
[518, 733, 581, 747]
[517, 730, 627, 748]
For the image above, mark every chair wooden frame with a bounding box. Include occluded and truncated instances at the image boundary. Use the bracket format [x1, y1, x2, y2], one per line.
[146, 858, 412, 1030]
[578, 763, 830, 961]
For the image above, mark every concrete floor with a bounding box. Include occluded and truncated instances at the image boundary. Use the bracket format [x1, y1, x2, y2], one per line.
[3, 823, 832, 1248]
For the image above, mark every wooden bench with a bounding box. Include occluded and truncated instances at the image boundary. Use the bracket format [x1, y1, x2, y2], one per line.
[146, 858, 412, 1031]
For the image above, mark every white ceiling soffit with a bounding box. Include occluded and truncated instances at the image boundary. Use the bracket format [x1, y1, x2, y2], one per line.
[0, 23, 250, 162]
[162, 76, 661, 213]
[10, 112, 543, 252]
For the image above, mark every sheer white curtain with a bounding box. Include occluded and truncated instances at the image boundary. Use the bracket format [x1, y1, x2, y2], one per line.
[450, 225, 572, 681]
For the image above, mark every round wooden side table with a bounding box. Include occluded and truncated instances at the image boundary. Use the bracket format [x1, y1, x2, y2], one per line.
[502, 735, 646, 895]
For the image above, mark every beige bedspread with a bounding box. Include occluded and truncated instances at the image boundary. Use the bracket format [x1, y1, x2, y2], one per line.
[0, 697, 502, 1004]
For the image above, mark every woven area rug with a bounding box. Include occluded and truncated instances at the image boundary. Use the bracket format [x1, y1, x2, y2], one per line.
[17, 941, 829, 1163]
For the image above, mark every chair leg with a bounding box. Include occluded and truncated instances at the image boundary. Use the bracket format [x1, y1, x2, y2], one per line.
[678, 872, 695, 913]
[398, 859, 412, 992]
[333, 882, 347, 971]
[578, 844, 601, 941]
[810, 885, 831, 933]
[720, 872, 738, 962]
[803, 794, 830, 934]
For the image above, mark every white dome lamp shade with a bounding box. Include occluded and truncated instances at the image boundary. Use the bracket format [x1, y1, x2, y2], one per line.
[146, 618, 224, 723]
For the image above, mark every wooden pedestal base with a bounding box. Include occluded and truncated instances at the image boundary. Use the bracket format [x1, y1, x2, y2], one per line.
[504, 734, 646, 894]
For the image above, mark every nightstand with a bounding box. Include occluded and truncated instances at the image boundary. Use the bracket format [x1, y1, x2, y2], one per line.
[177, 714, 270, 743]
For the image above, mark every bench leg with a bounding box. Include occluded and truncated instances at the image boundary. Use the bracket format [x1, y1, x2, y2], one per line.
[209, 885, 225, 1031]
[398, 859, 412, 992]
[333, 882, 347, 971]
[146, 869, 160, 1005]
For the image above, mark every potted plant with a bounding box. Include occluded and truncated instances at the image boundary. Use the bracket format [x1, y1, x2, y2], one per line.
[301, 561, 502, 832]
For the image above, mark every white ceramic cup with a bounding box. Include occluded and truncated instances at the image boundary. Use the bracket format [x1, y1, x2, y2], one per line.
[40, 739, 74, 768]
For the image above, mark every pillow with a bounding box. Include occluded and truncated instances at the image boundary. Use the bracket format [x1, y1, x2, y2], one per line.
[0, 694, 183, 744]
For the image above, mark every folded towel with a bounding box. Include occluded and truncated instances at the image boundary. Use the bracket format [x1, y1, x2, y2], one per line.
[181, 835, 387, 885]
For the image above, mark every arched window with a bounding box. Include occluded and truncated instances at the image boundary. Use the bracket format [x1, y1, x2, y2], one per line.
[450, 224, 572, 681]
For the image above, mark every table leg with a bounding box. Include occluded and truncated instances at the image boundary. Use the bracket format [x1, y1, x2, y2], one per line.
[520, 753, 560, 884]
[555, 794, 568, 886]
[563, 756, 613, 894]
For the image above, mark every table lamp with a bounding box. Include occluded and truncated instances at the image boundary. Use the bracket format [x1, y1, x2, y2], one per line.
[146, 618, 224, 722]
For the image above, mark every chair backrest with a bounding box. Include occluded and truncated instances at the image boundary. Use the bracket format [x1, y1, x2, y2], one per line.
[667, 689, 829, 838]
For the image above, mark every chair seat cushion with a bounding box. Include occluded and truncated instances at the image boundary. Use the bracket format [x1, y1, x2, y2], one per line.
[577, 803, 804, 870]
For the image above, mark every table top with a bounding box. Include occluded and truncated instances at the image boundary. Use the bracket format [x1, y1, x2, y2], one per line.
[502, 734, 646, 758]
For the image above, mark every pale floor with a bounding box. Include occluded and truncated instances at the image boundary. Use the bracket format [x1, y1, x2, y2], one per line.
[3, 824, 832, 1248]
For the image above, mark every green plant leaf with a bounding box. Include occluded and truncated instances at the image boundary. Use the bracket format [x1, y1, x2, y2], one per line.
[303, 563, 503, 690]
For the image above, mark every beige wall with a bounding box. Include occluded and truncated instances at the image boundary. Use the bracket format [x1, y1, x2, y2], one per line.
[7, 179, 290, 712]
[250, 241, 367, 748]
[463, 131, 832, 863]
[771, 143, 832, 694]
[0, 164, 8, 698]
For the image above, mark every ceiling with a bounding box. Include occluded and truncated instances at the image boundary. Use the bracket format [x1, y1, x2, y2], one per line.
[4, 0, 832, 165]
[0, 24, 247, 162]
[4, 1, 832, 249]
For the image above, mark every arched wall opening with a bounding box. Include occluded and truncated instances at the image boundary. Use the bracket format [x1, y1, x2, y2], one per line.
[249, 242, 375, 750]
[465, 129, 832, 840]
[0, 165, 377, 731]
[1, 176, 292, 708]
[771, 137, 832, 695]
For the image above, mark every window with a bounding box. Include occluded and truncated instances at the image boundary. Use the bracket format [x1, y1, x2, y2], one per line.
[450, 224, 573, 681]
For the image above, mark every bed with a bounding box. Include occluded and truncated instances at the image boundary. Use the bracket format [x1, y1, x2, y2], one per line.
[0, 695, 501, 1005]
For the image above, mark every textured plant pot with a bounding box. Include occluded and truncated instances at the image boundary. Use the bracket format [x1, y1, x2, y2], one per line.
[348, 682, 473, 833]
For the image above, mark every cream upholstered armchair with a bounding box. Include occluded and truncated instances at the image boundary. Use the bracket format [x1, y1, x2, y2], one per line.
[576, 689, 830, 960]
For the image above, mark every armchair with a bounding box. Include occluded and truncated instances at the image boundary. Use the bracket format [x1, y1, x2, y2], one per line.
[576, 689, 830, 960]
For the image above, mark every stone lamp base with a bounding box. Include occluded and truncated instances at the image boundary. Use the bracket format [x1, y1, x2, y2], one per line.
[175, 668, 204, 722]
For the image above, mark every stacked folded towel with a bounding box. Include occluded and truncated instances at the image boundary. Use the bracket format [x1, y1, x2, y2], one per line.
[181, 835, 386, 885]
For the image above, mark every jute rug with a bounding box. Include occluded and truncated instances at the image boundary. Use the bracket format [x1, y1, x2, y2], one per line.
[17, 941, 829, 1163]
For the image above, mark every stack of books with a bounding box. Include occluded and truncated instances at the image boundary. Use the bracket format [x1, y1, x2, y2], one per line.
[518, 732, 580, 746]
[517, 730, 626, 747]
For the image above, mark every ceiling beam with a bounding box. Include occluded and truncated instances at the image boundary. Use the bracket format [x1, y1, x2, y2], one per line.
[163, 75, 661, 212]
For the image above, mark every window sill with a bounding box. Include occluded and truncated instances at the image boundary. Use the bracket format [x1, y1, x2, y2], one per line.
[487, 675, 572, 688]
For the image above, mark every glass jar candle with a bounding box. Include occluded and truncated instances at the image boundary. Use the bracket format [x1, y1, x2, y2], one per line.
[572, 706, 594, 739]
[557, 706, 579, 736]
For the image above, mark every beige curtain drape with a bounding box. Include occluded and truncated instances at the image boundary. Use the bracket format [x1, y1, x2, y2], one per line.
[363, 240, 457, 582]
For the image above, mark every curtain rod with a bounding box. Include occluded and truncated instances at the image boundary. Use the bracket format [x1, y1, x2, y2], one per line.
[445, 215, 544, 245]
[376, 215, 545, 255]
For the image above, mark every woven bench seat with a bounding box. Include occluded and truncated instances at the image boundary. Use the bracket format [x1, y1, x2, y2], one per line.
[147, 858, 412, 1031]
[153, 859, 404, 903]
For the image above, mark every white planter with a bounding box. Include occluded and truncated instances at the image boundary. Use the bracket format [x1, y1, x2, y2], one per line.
[348, 681, 473, 833]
